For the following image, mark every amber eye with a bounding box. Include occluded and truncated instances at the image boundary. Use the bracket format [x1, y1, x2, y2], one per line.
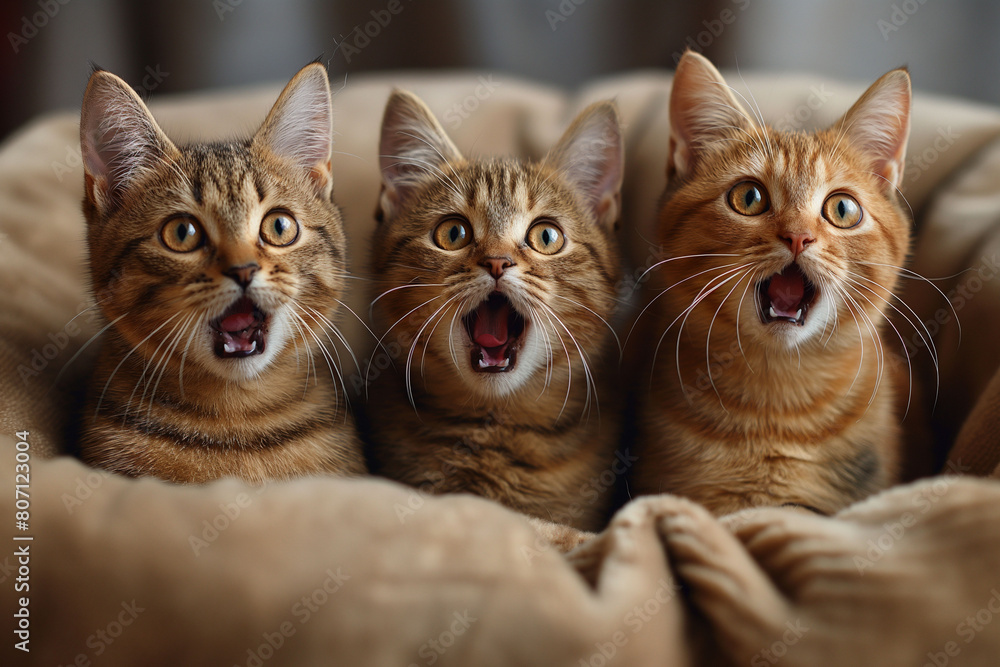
[727, 181, 770, 216]
[526, 220, 565, 255]
[823, 193, 863, 229]
[260, 211, 300, 247]
[160, 216, 205, 253]
[433, 217, 473, 250]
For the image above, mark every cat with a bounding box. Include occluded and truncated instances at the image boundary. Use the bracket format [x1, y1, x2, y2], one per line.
[631, 51, 912, 515]
[78, 62, 366, 483]
[363, 89, 625, 535]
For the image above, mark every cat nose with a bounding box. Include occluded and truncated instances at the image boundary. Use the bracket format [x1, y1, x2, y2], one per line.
[480, 256, 514, 279]
[224, 263, 260, 289]
[779, 232, 815, 259]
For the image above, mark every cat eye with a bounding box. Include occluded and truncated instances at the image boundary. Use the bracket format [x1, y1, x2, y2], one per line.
[526, 220, 565, 255]
[433, 217, 473, 251]
[823, 193, 863, 229]
[260, 211, 300, 247]
[160, 216, 205, 253]
[727, 181, 770, 216]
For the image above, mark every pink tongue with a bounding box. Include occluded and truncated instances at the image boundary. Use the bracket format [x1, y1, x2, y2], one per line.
[473, 300, 510, 348]
[768, 268, 806, 314]
[220, 310, 256, 333]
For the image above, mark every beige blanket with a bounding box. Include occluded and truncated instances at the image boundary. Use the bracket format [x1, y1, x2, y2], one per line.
[2, 70, 1000, 665]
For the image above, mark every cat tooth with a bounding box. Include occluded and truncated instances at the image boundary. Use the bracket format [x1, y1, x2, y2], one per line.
[478, 358, 488, 369]
[224, 342, 235, 354]
[249, 341, 257, 353]
[795, 308, 803, 321]
[769, 306, 777, 319]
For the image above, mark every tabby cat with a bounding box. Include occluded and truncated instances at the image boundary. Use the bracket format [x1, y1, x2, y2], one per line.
[632, 51, 912, 514]
[78, 63, 366, 483]
[364, 90, 624, 533]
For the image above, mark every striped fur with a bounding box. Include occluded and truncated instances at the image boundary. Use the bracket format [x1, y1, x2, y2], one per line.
[364, 90, 624, 532]
[632, 52, 912, 515]
[78, 63, 365, 483]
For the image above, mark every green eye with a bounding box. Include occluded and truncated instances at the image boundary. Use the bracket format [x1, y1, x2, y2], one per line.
[433, 217, 472, 250]
[526, 220, 565, 255]
[728, 181, 770, 216]
[823, 193, 863, 229]
[160, 216, 204, 253]
[260, 211, 300, 247]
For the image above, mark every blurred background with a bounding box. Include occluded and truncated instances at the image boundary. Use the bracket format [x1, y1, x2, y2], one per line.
[2, 0, 999, 140]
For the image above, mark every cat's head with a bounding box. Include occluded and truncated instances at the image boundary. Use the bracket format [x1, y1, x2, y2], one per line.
[657, 51, 911, 351]
[371, 90, 623, 401]
[81, 63, 347, 383]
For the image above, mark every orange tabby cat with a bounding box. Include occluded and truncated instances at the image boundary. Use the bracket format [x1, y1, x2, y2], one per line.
[632, 52, 912, 514]
[364, 90, 625, 533]
[78, 63, 366, 483]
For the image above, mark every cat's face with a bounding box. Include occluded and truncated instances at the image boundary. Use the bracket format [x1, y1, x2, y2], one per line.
[371, 91, 622, 400]
[655, 52, 912, 351]
[81, 64, 345, 383]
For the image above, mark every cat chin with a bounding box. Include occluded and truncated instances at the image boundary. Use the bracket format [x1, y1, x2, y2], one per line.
[749, 296, 835, 349]
[449, 329, 547, 400]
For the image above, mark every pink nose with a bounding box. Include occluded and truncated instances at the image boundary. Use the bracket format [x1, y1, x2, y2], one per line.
[779, 232, 815, 259]
[480, 256, 513, 279]
[224, 263, 259, 289]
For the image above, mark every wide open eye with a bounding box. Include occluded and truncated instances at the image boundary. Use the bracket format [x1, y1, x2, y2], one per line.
[260, 210, 300, 247]
[433, 217, 473, 250]
[823, 193, 863, 229]
[727, 181, 770, 216]
[526, 220, 565, 255]
[159, 215, 205, 253]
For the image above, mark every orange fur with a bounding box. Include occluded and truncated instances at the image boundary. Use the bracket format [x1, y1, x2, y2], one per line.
[78, 63, 365, 483]
[631, 52, 913, 514]
[364, 90, 625, 532]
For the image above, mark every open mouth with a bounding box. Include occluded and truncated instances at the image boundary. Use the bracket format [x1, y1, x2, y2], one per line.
[757, 264, 818, 326]
[463, 292, 527, 373]
[210, 297, 268, 358]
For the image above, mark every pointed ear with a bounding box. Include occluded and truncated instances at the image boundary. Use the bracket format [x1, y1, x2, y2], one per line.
[834, 68, 911, 192]
[543, 100, 623, 228]
[80, 69, 178, 216]
[253, 62, 334, 199]
[668, 50, 753, 181]
[378, 89, 463, 220]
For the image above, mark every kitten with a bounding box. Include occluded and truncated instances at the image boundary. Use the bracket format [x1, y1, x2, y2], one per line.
[78, 63, 366, 483]
[364, 90, 624, 533]
[632, 51, 912, 515]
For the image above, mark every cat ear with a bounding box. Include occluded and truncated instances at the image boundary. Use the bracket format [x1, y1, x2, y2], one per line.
[543, 100, 624, 228]
[378, 89, 463, 220]
[835, 68, 911, 191]
[253, 62, 334, 199]
[80, 68, 178, 215]
[668, 50, 753, 180]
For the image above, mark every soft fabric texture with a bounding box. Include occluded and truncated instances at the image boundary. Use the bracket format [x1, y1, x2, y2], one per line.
[2, 70, 999, 665]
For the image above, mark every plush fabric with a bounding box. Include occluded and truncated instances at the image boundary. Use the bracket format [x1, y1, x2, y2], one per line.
[2, 70, 999, 666]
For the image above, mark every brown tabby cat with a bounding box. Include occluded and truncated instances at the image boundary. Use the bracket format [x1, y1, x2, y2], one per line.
[632, 51, 912, 515]
[364, 90, 625, 534]
[78, 63, 366, 483]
